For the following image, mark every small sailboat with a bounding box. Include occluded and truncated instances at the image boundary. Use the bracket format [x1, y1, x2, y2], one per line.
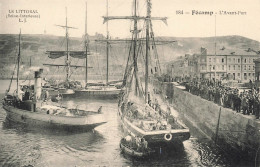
[2, 30, 107, 132]
[120, 136, 155, 158]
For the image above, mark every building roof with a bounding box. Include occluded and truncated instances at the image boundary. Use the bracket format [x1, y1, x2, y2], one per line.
[200, 46, 259, 56]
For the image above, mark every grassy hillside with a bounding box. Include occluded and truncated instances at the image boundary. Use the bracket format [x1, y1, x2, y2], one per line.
[0, 34, 259, 80]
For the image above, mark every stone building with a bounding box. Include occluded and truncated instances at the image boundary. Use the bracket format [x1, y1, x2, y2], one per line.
[168, 47, 260, 83]
[254, 58, 260, 87]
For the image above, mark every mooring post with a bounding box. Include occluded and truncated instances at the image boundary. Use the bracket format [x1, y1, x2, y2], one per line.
[215, 107, 222, 144]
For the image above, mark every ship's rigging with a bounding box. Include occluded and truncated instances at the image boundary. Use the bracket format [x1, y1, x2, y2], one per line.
[44, 8, 91, 83]
[103, 0, 173, 103]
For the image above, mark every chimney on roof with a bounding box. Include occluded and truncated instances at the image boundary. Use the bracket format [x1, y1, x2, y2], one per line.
[201, 47, 207, 55]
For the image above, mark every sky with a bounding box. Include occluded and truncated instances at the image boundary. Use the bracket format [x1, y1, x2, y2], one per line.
[0, 0, 260, 42]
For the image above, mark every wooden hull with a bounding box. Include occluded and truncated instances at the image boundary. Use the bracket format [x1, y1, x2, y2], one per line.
[43, 88, 75, 99]
[118, 111, 190, 148]
[3, 105, 107, 132]
[73, 88, 121, 99]
[45, 86, 120, 99]
[120, 139, 154, 158]
[120, 144, 150, 158]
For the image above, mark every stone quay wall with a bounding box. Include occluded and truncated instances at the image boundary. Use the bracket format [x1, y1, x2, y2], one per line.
[153, 80, 260, 158]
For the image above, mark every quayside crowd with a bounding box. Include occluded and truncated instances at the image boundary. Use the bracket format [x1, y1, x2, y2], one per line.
[182, 79, 260, 119]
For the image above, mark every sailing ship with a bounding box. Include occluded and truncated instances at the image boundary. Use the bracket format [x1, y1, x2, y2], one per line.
[3, 30, 107, 132]
[43, 8, 89, 98]
[73, 2, 121, 99]
[113, 0, 190, 148]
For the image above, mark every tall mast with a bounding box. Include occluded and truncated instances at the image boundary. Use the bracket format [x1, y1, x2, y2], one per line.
[106, 0, 109, 85]
[17, 29, 21, 95]
[85, 2, 88, 86]
[65, 7, 70, 82]
[102, 0, 167, 99]
[145, 0, 151, 103]
[133, 0, 138, 95]
[214, 14, 217, 81]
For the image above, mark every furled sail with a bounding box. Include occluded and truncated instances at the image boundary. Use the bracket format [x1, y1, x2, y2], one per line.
[47, 51, 66, 59]
[46, 51, 87, 59]
[70, 51, 87, 59]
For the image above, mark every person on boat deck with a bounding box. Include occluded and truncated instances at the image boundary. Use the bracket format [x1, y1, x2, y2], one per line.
[130, 136, 136, 147]
[43, 90, 49, 102]
[127, 101, 133, 110]
[148, 99, 152, 106]
[135, 137, 141, 150]
[55, 93, 62, 101]
[156, 121, 162, 130]
[167, 106, 171, 117]
[23, 88, 30, 101]
[140, 138, 148, 151]
[132, 110, 138, 119]
[124, 135, 132, 142]
[16, 87, 24, 101]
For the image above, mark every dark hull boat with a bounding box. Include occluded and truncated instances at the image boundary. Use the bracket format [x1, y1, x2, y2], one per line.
[118, 102, 190, 148]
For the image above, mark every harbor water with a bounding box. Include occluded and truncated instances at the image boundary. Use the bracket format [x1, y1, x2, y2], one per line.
[0, 80, 254, 166]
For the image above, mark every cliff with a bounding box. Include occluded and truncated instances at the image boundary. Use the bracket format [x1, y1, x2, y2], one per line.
[0, 34, 259, 80]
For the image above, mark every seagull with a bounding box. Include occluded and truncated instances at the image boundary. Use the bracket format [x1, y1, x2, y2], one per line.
[245, 48, 251, 52]
[220, 46, 225, 50]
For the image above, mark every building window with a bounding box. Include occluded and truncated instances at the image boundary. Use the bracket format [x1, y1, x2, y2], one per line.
[222, 65, 224, 70]
[238, 73, 240, 77]
[244, 58, 247, 63]
[244, 73, 247, 80]
[253, 66, 255, 70]
[238, 65, 240, 70]
[209, 58, 211, 62]
[233, 65, 235, 70]
[222, 58, 224, 63]
[238, 59, 240, 63]
[249, 73, 251, 77]
[249, 66, 251, 70]
[213, 65, 215, 70]
[233, 58, 235, 62]
[214, 58, 216, 62]
[228, 65, 231, 70]
[244, 65, 246, 70]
